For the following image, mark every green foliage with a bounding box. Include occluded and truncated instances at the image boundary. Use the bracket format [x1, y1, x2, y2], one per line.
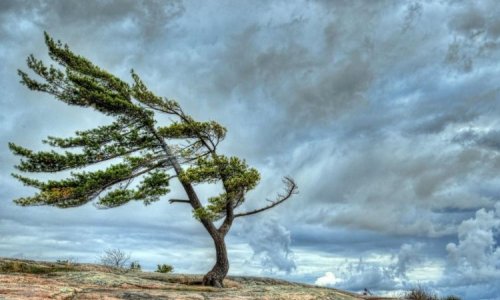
[9, 145, 85, 172]
[10, 32, 273, 225]
[12, 157, 170, 208]
[157, 120, 226, 141]
[130, 70, 180, 114]
[43, 117, 155, 151]
[181, 155, 260, 190]
[10, 33, 178, 209]
[183, 155, 260, 220]
[96, 169, 170, 208]
[156, 264, 173, 273]
[18, 33, 149, 121]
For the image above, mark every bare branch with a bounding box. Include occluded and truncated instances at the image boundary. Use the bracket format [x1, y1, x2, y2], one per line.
[168, 199, 191, 204]
[234, 177, 298, 218]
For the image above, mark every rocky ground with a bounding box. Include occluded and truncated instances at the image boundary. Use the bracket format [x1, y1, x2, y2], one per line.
[0, 258, 395, 300]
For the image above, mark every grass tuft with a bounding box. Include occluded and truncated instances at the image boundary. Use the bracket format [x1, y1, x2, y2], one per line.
[0, 259, 76, 274]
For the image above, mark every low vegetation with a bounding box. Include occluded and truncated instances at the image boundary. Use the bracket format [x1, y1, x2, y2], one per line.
[404, 287, 461, 300]
[129, 261, 141, 271]
[156, 263, 174, 273]
[0, 258, 77, 274]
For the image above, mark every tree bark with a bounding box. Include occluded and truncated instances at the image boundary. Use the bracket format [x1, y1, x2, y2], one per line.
[147, 125, 234, 288]
[202, 231, 229, 288]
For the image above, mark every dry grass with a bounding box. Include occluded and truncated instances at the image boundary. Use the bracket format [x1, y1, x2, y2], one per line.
[0, 259, 78, 274]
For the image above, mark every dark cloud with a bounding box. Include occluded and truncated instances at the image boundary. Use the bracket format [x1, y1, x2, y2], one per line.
[444, 1, 500, 73]
[401, 2, 423, 33]
[0, 0, 184, 41]
[1, 1, 500, 299]
[453, 129, 500, 152]
[243, 218, 296, 274]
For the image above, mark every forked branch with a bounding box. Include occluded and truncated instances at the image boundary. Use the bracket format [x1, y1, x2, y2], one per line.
[234, 177, 298, 218]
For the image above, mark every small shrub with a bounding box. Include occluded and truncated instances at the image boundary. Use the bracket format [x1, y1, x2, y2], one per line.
[156, 264, 173, 273]
[404, 287, 462, 300]
[56, 257, 77, 265]
[405, 287, 438, 300]
[130, 261, 141, 271]
[57, 259, 69, 264]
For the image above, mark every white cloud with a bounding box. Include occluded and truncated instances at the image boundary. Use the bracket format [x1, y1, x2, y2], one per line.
[315, 272, 340, 287]
[314, 243, 429, 293]
[445, 203, 500, 282]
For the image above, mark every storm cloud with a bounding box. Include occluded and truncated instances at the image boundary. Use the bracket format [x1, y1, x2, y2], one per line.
[1, 1, 500, 299]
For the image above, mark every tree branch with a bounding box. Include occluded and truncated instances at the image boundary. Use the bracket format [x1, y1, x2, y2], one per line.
[217, 199, 234, 236]
[146, 123, 220, 237]
[176, 110, 216, 153]
[168, 199, 191, 204]
[234, 177, 298, 218]
[86, 160, 170, 208]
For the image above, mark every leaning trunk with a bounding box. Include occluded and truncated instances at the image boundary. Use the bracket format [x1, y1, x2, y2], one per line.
[202, 232, 229, 288]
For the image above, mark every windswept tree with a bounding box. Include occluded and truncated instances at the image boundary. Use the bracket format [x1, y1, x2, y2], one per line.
[9, 33, 298, 287]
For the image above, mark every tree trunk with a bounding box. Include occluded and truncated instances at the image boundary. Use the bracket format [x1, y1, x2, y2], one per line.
[202, 232, 229, 288]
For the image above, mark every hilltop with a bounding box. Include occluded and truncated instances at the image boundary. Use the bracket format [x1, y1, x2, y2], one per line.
[0, 257, 395, 300]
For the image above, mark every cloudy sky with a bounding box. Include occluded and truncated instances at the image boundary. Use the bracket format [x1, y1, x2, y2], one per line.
[1, 0, 500, 298]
